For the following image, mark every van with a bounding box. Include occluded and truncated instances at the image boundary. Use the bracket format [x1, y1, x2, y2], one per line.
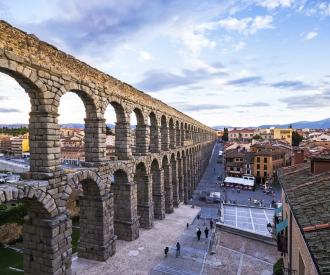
[214, 192, 221, 202]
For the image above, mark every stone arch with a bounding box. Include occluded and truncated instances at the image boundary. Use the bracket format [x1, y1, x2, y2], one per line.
[169, 117, 176, 149]
[149, 111, 161, 153]
[135, 162, 154, 228]
[112, 168, 139, 241]
[161, 115, 169, 151]
[175, 120, 181, 147]
[132, 107, 149, 155]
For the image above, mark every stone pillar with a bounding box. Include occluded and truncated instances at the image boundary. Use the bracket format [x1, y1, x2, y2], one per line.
[29, 111, 61, 179]
[137, 174, 154, 228]
[176, 128, 181, 147]
[149, 125, 161, 153]
[23, 211, 72, 275]
[112, 181, 139, 241]
[161, 124, 170, 151]
[78, 193, 116, 261]
[84, 118, 106, 163]
[152, 169, 166, 220]
[181, 156, 187, 202]
[135, 124, 150, 155]
[115, 122, 132, 160]
[187, 169, 192, 199]
[169, 126, 176, 149]
[163, 164, 173, 213]
[171, 160, 179, 208]
[174, 158, 182, 207]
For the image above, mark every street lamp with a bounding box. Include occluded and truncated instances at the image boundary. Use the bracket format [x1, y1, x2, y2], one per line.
[267, 223, 272, 233]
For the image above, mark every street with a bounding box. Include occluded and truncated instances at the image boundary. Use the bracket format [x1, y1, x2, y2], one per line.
[190, 142, 282, 216]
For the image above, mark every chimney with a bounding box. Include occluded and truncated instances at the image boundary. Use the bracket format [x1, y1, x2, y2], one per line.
[293, 148, 304, 165]
[310, 149, 330, 175]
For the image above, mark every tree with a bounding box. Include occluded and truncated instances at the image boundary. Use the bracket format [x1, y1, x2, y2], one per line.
[106, 126, 115, 135]
[238, 132, 242, 139]
[233, 127, 237, 130]
[292, 131, 303, 146]
[222, 128, 228, 141]
[251, 135, 262, 140]
[289, 124, 293, 129]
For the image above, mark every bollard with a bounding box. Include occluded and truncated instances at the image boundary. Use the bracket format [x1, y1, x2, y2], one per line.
[165, 247, 169, 257]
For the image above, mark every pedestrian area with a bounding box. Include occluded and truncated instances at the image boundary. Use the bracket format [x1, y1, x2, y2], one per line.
[224, 205, 274, 236]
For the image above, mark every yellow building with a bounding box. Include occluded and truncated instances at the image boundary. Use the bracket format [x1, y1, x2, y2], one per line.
[273, 128, 292, 146]
[216, 130, 223, 139]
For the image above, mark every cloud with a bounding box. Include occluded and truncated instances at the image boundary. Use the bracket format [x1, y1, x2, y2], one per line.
[231, 59, 242, 65]
[304, 32, 317, 40]
[139, 51, 154, 61]
[0, 96, 9, 101]
[269, 80, 317, 90]
[227, 76, 262, 85]
[168, 102, 230, 111]
[324, 75, 330, 78]
[211, 62, 225, 68]
[237, 102, 270, 107]
[196, 15, 274, 35]
[232, 41, 245, 51]
[135, 68, 228, 92]
[0, 108, 21, 113]
[256, 0, 295, 10]
[278, 89, 330, 108]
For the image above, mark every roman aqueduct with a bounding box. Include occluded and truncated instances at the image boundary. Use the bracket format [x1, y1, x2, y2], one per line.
[0, 21, 216, 275]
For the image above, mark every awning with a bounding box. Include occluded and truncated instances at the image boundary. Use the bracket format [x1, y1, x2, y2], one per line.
[274, 204, 283, 215]
[276, 217, 288, 235]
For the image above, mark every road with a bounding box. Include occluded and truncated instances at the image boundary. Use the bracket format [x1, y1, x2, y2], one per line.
[190, 142, 282, 216]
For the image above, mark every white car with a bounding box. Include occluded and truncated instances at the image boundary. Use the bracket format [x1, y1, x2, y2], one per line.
[214, 192, 221, 202]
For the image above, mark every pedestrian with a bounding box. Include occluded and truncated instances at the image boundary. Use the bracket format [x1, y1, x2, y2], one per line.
[216, 182, 218, 188]
[186, 222, 189, 230]
[176, 242, 181, 258]
[210, 219, 213, 229]
[223, 187, 225, 192]
[204, 227, 209, 238]
[203, 217, 206, 226]
[232, 188, 234, 193]
[197, 228, 202, 240]
[234, 198, 237, 204]
[257, 199, 260, 208]
[254, 198, 257, 206]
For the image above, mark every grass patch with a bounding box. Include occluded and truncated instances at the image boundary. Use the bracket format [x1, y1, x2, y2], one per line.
[0, 244, 23, 275]
[72, 227, 80, 254]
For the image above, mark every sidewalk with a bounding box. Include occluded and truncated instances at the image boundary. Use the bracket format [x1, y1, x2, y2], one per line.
[150, 217, 212, 275]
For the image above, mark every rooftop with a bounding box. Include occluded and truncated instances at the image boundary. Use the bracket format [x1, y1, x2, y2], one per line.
[278, 163, 330, 274]
[307, 148, 330, 160]
[254, 149, 286, 157]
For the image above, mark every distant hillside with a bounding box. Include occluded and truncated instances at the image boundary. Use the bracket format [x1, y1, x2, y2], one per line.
[211, 118, 330, 130]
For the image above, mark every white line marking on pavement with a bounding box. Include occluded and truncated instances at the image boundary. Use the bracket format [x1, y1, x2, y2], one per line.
[237, 255, 244, 275]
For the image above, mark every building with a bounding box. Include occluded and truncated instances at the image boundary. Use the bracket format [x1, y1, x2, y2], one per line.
[277, 149, 330, 275]
[106, 135, 115, 146]
[0, 138, 12, 151]
[228, 129, 255, 141]
[273, 128, 293, 146]
[11, 137, 29, 155]
[225, 151, 246, 177]
[216, 130, 223, 139]
[253, 149, 286, 183]
[60, 136, 83, 147]
[60, 147, 85, 164]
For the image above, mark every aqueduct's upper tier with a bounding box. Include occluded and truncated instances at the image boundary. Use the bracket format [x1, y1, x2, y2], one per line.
[0, 20, 214, 131]
[0, 20, 216, 178]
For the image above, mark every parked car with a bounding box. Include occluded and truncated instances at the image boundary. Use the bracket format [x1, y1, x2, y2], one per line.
[0, 179, 6, 184]
[206, 192, 214, 204]
[200, 188, 208, 200]
[214, 192, 221, 202]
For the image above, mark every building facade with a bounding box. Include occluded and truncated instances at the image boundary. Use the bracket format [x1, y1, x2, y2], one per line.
[273, 128, 293, 146]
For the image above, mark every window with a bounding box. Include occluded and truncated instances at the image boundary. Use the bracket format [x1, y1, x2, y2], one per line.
[257, 171, 260, 176]
[246, 164, 250, 169]
[250, 134, 253, 136]
[257, 157, 260, 162]
[234, 134, 237, 137]
[231, 134, 232, 137]
[257, 164, 260, 169]
[264, 165, 267, 170]
[264, 158, 267, 163]
[245, 134, 247, 137]
[240, 158, 243, 161]
[264, 172, 267, 177]
[287, 135, 290, 138]
[299, 251, 305, 275]
[246, 170, 250, 174]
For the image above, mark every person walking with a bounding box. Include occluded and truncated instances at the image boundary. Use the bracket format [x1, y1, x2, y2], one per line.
[204, 227, 209, 238]
[197, 228, 202, 241]
[210, 219, 213, 229]
[254, 198, 257, 206]
[176, 242, 181, 258]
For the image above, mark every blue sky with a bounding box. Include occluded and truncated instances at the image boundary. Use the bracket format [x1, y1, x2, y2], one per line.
[0, 0, 329, 128]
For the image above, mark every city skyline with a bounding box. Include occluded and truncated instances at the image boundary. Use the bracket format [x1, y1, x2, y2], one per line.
[0, 0, 329, 127]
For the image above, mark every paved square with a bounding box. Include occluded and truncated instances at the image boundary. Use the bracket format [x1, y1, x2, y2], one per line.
[224, 205, 273, 236]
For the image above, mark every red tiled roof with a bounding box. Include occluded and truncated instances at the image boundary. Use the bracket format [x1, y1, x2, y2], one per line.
[307, 148, 330, 160]
[229, 128, 254, 133]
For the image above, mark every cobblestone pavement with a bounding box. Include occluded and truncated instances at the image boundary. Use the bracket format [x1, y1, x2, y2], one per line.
[72, 205, 200, 275]
[203, 231, 281, 275]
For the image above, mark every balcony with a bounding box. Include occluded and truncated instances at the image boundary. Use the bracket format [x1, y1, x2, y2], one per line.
[276, 234, 288, 253]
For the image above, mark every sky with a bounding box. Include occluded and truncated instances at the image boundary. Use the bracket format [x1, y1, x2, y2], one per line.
[0, 0, 330, 128]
